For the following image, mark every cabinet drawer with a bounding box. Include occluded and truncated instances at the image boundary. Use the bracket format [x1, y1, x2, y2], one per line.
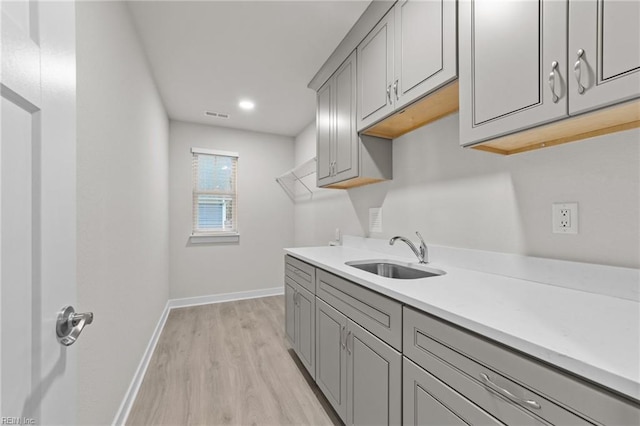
[316, 269, 402, 351]
[403, 307, 640, 425]
[403, 356, 504, 426]
[285, 255, 315, 294]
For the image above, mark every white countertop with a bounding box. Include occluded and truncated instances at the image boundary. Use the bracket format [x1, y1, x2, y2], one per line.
[285, 245, 640, 402]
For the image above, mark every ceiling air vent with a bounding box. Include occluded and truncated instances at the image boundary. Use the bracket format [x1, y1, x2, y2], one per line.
[204, 111, 230, 119]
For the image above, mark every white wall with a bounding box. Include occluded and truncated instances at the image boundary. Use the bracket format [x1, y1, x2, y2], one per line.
[294, 115, 640, 268]
[76, 2, 170, 424]
[169, 121, 294, 299]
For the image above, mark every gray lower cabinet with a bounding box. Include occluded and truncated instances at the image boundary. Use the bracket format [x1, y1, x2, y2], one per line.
[403, 357, 503, 426]
[403, 306, 640, 426]
[284, 256, 316, 379]
[316, 297, 401, 425]
[285, 278, 315, 379]
[316, 297, 348, 421]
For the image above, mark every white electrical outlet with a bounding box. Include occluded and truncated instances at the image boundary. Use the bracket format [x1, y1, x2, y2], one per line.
[552, 202, 578, 234]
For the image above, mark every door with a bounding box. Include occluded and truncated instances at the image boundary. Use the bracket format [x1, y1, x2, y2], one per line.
[333, 51, 358, 184]
[346, 320, 401, 426]
[315, 298, 348, 422]
[357, 10, 394, 131]
[568, 0, 640, 115]
[295, 285, 315, 379]
[403, 358, 503, 425]
[316, 78, 333, 186]
[284, 280, 296, 345]
[459, 0, 568, 146]
[394, 0, 457, 109]
[1, 1, 78, 424]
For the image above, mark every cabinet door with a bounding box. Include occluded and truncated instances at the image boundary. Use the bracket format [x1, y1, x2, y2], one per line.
[459, 0, 568, 146]
[295, 286, 315, 380]
[357, 10, 395, 131]
[316, 78, 334, 186]
[568, 0, 640, 115]
[284, 281, 296, 345]
[394, 0, 457, 109]
[346, 320, 401, 426]
[334, 51, 359, 183]
[316, 298, 348, 422]
[403, 357, 503, 426]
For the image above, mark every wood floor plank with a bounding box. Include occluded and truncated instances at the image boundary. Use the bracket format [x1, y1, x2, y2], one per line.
[127, 296, 341, 426]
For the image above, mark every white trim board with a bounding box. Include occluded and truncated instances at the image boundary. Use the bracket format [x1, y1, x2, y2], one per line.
[112, 286, 284, 425]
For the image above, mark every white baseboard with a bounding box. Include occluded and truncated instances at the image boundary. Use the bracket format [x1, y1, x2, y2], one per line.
[168, 286, 284, 309]
[112, 300, 170, 426]
[112, 286, 284, 425]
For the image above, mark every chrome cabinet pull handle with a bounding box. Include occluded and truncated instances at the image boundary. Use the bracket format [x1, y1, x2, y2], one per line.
[387, 84, 392, 104]
[479, 373, 541, 410]
[56, 306, 94, 346]
[548, 61, 559, 103]
[574, 49, 586, 94]
[393, 79, 399, 100]
[340, 326, 346, 349]
[346, 331, 352, 354]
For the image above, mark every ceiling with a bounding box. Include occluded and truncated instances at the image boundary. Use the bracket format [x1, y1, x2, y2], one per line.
[127, 1, 370, 137]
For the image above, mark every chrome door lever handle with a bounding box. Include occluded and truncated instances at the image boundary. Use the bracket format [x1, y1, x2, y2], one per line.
[56, 306, 94, 346]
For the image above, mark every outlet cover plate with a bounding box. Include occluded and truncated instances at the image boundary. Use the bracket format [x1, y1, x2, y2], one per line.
[552, 202, 578, 234]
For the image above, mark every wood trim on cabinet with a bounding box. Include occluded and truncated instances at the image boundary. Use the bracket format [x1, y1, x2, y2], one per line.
[471, 99, 640, 155]
[361, 81, 460, 139]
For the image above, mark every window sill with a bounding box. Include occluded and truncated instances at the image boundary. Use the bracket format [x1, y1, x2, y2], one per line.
[189, 233, 240, 244]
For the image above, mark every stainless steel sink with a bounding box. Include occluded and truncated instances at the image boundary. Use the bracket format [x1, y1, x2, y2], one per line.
[345, 260, 445, 280]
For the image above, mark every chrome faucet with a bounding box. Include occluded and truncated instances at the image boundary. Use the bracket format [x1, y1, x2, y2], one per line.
[389, 232, 428, 264]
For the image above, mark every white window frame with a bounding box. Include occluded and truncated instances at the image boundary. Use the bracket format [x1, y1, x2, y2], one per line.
[190, 147, 239, 244]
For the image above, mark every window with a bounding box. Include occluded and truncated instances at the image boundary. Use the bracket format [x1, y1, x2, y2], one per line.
[191, 148, 238, 239]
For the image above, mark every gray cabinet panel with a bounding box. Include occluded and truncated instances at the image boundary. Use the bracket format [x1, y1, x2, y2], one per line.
[358, 11, 395, 130]
[316, 79, 333, 186]
[316, 297, 348, 422]
[334, 51, 359, 182]
[296, 285, 315, 379]
[394, 0, 457, 110]
[316, 269, 402, 351]
[284, 281, 296, 346]
[285, 255, 315, 294]
[459, 0, 568, 146]
[403, 357, 503, 426]
[568, 0, 640, 114]
[347, 319, 401, 426]
[403, 307, 640, 425]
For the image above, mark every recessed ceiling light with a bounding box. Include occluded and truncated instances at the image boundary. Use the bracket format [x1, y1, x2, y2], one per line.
[239, 100, 255, 110]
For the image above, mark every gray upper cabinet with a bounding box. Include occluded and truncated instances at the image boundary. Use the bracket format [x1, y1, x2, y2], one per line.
[316, 80, 333, 185]
[394, 0, 457, 110]
[358, 11, 395, 130]
[334, 52, 359, 183]
[317, 51, 391, 189]
[358, 0, 457, 132]
[459, 0, 569, 146]
[568, 0, 640, 115]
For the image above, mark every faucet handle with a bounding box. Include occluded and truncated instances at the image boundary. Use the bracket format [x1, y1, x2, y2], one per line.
[415, 231, 427, 262]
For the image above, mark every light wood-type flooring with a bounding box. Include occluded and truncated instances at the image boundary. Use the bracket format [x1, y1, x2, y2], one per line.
[127, 296, 341, 426]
